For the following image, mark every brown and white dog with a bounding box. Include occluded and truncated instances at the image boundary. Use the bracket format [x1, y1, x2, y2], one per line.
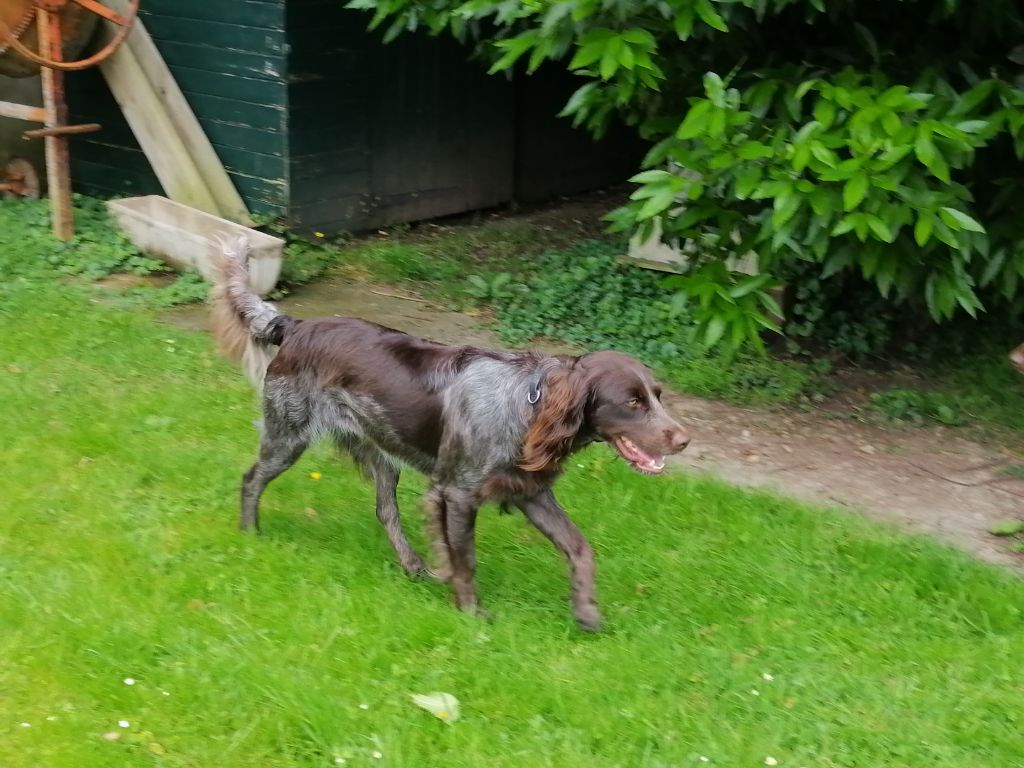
[211, 237, 690, 630]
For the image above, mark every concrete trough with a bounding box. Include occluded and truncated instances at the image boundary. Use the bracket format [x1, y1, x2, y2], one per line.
[107, 195, 283, 296]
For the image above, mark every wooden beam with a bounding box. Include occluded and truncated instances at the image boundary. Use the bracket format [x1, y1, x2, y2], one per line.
[99, 39, 221, 215]
[99, 1, 252, 223]
[0, 101, 46, 123]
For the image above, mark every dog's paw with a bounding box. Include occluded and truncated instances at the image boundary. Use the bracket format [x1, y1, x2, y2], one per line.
[455, 601, 493, 622]
[469, 605, 494, 622]
[574, 605, 602, 633]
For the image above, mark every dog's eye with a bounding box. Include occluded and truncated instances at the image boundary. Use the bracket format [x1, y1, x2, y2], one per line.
[626, 398, 643, 409]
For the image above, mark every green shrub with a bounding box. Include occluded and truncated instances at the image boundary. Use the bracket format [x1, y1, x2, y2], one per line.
[496, 241, 810, 403]
[350, 0, 1024, 350]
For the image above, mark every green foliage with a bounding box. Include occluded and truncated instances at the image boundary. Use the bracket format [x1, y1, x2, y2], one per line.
[276, 234, 345, 287]
[349, 0, 1024, 349]
[663, 264, 782, 353]
[498, 241, 683, 353]
[870, 388, 963, 426]
[781, 264, 897, 358]
[276, 231, 464, 292]
[464, 272, 525, 302]
[137, 269, 212, 308]
[989, 519, 1024, 537]
[988, 518, 1024, 555]
[0, 196, 163, 279]
[352, 242, 463, 283]
[496, 241, 810, 403]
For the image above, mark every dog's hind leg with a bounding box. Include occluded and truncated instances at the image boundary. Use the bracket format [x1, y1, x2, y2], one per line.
[240, 428, 307, 532]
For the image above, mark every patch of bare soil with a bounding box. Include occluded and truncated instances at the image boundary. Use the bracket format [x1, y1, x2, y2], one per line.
[166, 278, 1024, 569]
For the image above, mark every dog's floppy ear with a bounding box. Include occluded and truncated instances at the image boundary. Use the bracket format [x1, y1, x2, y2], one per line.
[519, 365, 589, 472]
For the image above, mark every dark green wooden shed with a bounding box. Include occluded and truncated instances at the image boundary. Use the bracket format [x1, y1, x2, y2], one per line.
[67, 0, 637, 233]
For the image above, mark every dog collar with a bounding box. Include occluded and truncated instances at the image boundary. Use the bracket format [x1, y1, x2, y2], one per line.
[527, 357, 561, 405]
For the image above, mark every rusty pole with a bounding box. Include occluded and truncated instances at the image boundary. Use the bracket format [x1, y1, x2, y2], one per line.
[37, 4, 73, 239]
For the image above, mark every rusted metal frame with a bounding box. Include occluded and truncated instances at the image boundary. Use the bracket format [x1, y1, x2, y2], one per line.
[23, 122, 101, 139]
[70, 0, 129, 26]
[0, 0, 139, 71]
[38, 5, 74, 239]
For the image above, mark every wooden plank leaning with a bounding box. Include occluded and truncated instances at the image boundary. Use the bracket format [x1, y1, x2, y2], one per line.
[97, 1, 251, 223]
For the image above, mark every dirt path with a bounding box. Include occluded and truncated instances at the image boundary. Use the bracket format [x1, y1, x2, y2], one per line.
[167, 275, 1024, 568]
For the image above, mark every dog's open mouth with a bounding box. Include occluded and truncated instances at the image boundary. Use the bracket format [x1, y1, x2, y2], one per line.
[612, 436, 666, 475]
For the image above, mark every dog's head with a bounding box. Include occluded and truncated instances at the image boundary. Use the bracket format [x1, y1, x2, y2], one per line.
[520, 351, 690, 474]
[1011, 343, 1024, 374]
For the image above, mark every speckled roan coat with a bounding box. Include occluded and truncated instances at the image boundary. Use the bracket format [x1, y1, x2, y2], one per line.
[211, 237, 690, 631]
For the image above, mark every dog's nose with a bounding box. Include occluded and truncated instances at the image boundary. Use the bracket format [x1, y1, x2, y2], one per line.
[667, 427, 691, 452]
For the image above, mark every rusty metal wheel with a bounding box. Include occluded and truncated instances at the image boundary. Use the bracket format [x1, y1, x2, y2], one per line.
[0, 0, 138, 72]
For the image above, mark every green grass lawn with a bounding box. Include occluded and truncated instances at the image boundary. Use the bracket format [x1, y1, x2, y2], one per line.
[2, 232, 1023, 767]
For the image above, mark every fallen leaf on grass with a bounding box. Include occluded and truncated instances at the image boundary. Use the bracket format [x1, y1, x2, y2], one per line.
[410, 692, 460, 724]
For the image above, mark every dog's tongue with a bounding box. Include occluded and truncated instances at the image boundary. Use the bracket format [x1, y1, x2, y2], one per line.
[613, 436, 666, 473]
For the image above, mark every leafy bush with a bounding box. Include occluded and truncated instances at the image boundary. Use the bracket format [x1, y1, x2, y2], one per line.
[780, 263, 898, 358]
[349, 0, 1024, 350]
[495, 241, 810, 402]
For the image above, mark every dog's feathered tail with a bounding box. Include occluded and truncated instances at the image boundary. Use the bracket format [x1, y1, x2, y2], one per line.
[210, 235, 297, 391]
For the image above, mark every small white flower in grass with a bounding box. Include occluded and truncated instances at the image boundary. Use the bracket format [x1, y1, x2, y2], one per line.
[118, 720, 130, 729]
[358, 703, 369, 710]
[765, 757, 779, 766]
[699, 757, 710, 763]
[19, 722, 30, 728]
[161, 691, 170, 696]
[334, 759, 346, 765]
[46, 716, 57, 722]
[123, 677, 136, 686]
[371, 750, 383, 759]
[762, 672, 774, 682]
[750, 688, 760, 696]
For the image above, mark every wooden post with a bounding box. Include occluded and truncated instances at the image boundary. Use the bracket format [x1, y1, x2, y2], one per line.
[38, 7, 73, 239]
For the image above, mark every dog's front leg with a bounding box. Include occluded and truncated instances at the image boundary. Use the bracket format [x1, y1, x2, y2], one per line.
[434, 486, 486, 617]
[518, 490, 600, 632]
